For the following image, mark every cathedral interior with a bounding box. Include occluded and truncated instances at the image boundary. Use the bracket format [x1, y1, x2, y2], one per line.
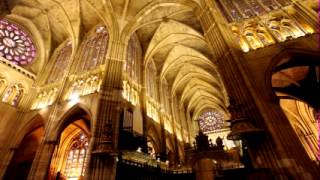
[0, 0, 319, 179]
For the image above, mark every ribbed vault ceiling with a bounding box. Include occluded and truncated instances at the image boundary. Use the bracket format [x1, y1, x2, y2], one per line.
[3, 0, 228, 121]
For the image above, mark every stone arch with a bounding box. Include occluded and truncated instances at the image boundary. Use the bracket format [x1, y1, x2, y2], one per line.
[49, 121, 90, 179]
[165, 135, 175, 153]
[294, 123, 318, 160]
[10, 113, 45, 148]
[43, 40, 72, 84]
[47, 104, 92, 179]
[51, 103, 92, 141]
[279, 98, 319, 160]
[120, 0, 202, 44]
[3, 114, 45, 180]
[147, 125, 161, 153]
[265, 48, 320, 106]
[72, 24, 110, 73]
[147, 135, 160, 156]
[80, 1, 119, 39]
[79, 0, 119, 42]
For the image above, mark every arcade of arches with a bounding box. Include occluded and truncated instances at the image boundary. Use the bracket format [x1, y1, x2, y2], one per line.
[0, 0, 319, 179]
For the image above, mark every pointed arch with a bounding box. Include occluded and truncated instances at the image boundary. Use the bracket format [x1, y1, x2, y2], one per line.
[51, 103, 92, 141]
[147, 125, 161, 153]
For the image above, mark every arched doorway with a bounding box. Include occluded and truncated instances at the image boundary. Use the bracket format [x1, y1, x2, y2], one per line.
[4, 126, 44, 180]
[48, 109, 91, 180]
[271, 50, 320, 161]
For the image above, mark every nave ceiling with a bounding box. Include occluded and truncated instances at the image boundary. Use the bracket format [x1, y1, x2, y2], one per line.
[2, 0, 229, 122]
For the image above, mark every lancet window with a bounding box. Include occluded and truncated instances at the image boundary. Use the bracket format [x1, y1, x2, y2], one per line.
[64, 133, 89, 179]
[122, 35, 140, 105]
[47, 41, 72, 83]
[0, 20, 36, 65]
[231, 13, 313, 52]
[162, 80, 171, 114]
[125, 35, 140, 83]
[68, 74, 101, 99]
[122, 81, 138, 105]
[31, 88, 58, 109]
[268, 16, 305, 42]
[198, 110, 224, 133]
[2, 84, 24, 106]
[0, 78, 7, 95]
[146, 100, 159, 123]
[75, 26, 108, 73]
[146, 61, 158, 100]
[146, 61, 159, 122]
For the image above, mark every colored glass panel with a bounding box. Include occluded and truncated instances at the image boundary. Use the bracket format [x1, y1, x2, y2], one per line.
[199, 111, 224, 133]
[0, 20, 36, 65]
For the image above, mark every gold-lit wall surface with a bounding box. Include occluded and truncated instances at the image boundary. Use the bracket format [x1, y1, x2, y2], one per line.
[280, 98, 319, 160]
[0, 0, 319, 179]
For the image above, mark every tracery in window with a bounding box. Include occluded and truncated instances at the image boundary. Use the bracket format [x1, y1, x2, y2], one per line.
[147, 140, 156, 158]
[145, 61, 160, 122]
[198, 110, 224, 133]
[47, 41, 72, 83]
[146, 61, 158, 100]
[0, 78, 7, 96]
[125, 35, 140, 83]
[146, 99, 159, 123]
[162, 80, 171, 114]
[64, 133, 89, 180]
[122, 81, 138, 105]
[268, 16, 306, 42]
[67, 75, 101, 100]
[216, 0, 291, 22]
[75, 26, 108, 73]
[0, 20, 36, 65]
[231, 14, 313, 52]
[2, 84, 24, 106]
[31, 87, 58, 109]
[12, 87, 23, 106]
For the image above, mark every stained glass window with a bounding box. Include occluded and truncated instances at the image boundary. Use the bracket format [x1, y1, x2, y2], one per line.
[146, 62, 158, 100]
[217, 0, 291, 22]
[47, 41, 72, 83]
[64, 133, 89, 179]
[199, 111, 224, 133]
[125, 35, 140, 82]
[0, 78, 6, 95]
[75, 26, 108, 73]
[0, 20, 36, 65]
[1, 84, 24, 106]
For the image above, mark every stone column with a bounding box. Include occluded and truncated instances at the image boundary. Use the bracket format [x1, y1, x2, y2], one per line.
[0, 147, 15, 179]
[198, 0, 319, 178]
[193, 158, 215, 180]
[27, 140, 57, 180]
[155, 77, 167, 161]
[86, 39, 126, 180]
[315, 109, 320, 160]
[139, 68, 148, 153]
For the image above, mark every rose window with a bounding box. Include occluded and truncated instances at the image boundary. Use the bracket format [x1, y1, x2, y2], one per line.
[0, 19, 36, 65]
[199, 111, 224, 133]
